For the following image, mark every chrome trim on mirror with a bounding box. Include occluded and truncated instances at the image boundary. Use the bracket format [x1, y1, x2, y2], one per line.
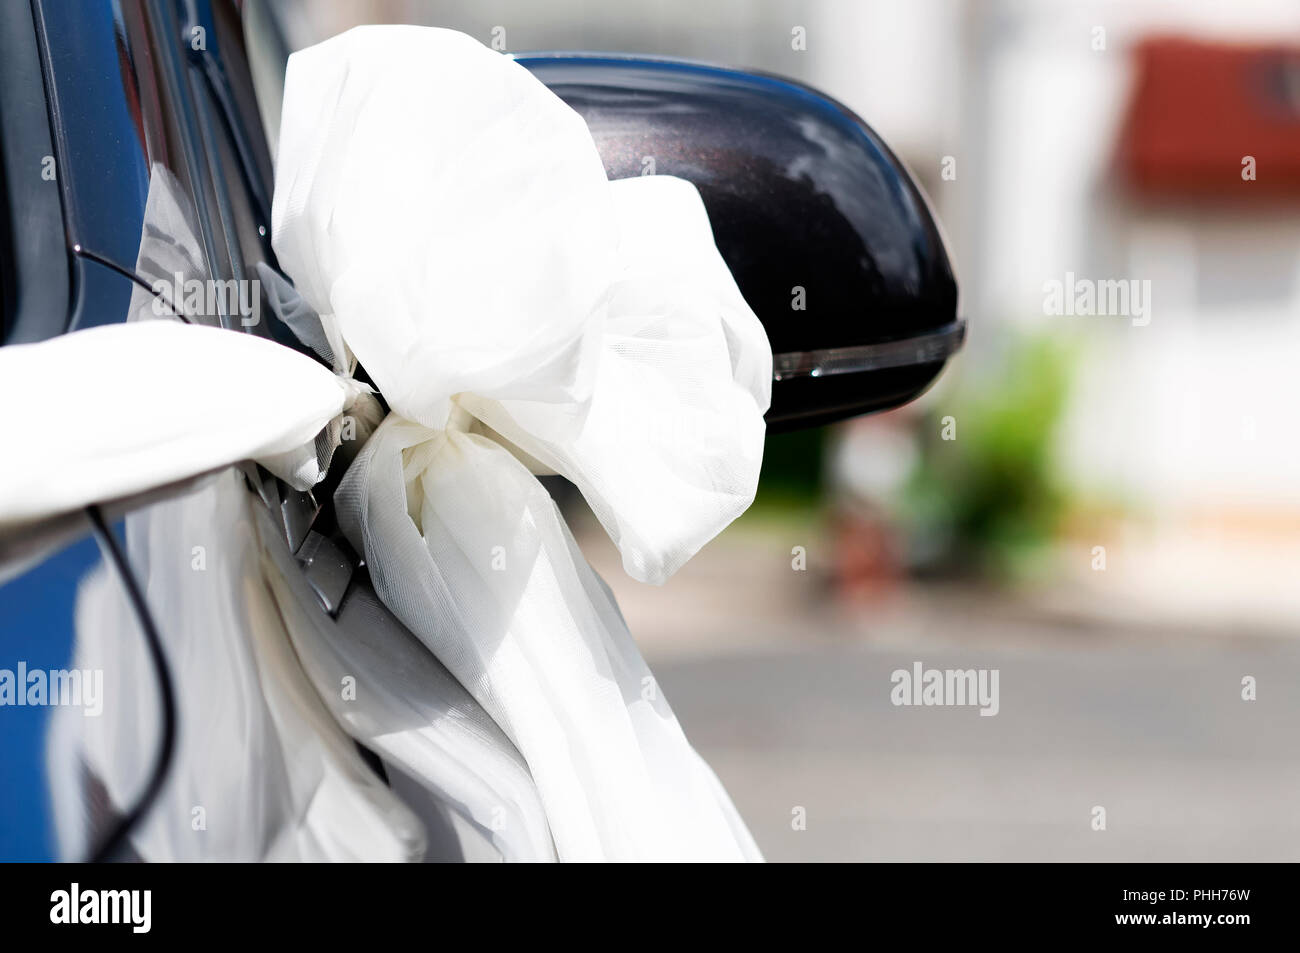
[772, 320, 966, 381]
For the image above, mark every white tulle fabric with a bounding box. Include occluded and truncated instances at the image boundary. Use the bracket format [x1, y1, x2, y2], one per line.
[273, 26, 770, 861]
[251, 491, 558, 862]
[0, 321, 361, 530]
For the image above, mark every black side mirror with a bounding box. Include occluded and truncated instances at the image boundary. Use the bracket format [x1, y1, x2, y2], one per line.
[519, 53, 963, 432]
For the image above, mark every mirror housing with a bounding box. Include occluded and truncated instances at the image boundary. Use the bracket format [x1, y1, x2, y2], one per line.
[519, 53, 963, 431]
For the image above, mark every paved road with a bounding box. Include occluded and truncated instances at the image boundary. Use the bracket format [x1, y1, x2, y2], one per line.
[575, 510, 1300, 862]
[650, 636, 1300, 861]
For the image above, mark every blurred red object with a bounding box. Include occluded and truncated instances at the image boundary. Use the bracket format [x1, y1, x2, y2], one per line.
[1116, 36, 1300, 198]
[831, 505, 902, 604]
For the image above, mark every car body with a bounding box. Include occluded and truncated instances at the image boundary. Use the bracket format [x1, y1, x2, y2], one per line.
[0, 0, 960, 861]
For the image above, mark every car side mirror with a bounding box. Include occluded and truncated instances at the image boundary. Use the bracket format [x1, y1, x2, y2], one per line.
[519, 53, 963, 431]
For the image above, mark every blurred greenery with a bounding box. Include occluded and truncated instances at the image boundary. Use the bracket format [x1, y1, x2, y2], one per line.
[903, 332, 1076, 580]
[741, 332, 1075, 579]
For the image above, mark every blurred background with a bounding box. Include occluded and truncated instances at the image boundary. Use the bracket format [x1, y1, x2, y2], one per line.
[258, 0, 1300, 860]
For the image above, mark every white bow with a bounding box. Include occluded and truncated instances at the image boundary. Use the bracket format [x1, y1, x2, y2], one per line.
[272, 26, 770, 861]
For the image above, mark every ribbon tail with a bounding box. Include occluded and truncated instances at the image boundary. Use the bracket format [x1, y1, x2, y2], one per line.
[336, 415, 761, 861]
[0, 321, 354, 530]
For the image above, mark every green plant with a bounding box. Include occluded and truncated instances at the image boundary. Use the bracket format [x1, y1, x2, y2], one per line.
[903, 332, 1075, 580]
